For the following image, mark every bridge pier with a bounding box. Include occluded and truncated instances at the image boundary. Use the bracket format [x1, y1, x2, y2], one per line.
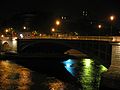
[100, 43, 120, 89]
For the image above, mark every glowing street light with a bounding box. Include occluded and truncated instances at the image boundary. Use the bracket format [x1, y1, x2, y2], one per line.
[1, 35, 4, 38]
[4, 28, 14, 40]
[5, 29, 9, 33]
[50, 19, 61, 35]
[55, 20, 60, 26]
[98, 24, 102, 39]
[110, 15, 115, 21]
[98, 24, 102, 29]
[23, 26, 27, 30]
[109, 15, 115, 36]
[51, 28, 55, 32]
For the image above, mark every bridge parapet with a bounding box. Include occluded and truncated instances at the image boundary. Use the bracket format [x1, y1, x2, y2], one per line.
[18, 35, 114, 42]
[112, 36, 120, 42]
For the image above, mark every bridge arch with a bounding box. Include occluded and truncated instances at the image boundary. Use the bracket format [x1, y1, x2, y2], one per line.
[2, 42, 11, 51]
[20, 41, 79, 54]
[19, 40, 93, 57]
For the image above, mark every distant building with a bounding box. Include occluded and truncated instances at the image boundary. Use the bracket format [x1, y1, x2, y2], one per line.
[20, 13, 38, 31]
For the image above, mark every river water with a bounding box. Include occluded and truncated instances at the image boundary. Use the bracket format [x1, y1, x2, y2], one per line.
[0, 57, 107, 90]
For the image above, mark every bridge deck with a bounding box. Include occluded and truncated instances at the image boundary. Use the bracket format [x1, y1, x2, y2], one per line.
[16, 36, 120, 42]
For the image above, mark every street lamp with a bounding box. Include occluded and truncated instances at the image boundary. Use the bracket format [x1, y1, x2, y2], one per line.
[55, 20, 60, 26]
[51, 28, 55, 32]
[5, 29, 9, 33]
[109, 15, 115, 36]
[5, 28, 14, 40]
[50, 19, 61, 36]
[98, 24, 102, 29]
[98, 24, 102, 39]
[110, 15, 115, 21]
[55, 19, 61, 33]
[23, 26, 27, 30]
[51, 28, 56, 37]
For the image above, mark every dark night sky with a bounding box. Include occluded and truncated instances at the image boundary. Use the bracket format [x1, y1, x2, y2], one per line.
[0, 0, 119, 35]
[0, 0, 119, 18]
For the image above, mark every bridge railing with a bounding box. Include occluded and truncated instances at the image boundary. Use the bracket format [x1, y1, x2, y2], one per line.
[18, 35, 114, 42]
[3, 35, 120, 42]
[112, 36, 120, 42]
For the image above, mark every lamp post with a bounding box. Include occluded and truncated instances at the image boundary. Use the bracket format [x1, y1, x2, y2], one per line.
[23, 26, 27, 30]
[98, 24, 102, 40]
[98, 24, 102, 29]
[50, 19, 61, 37]
[55, 20, 60, 26]
[51, 28, 55, 32]
[109, 15, 115, 36]
[55, 20, 60, 32]
[51, 28, 56, 37]
[53, 19, 61, 36]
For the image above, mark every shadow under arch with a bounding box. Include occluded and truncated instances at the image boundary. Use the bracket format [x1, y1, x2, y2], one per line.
[21, 41, 71, 54]
[20, 40, 92, 56]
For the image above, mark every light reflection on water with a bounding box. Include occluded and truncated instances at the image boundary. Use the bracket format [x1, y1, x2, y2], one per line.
[0, 60, 70, 90]
[0, 59, 108, 90]
[62, 59, 76, 76]
[63, 58, 108, 90]
[0, 60, 32, 90]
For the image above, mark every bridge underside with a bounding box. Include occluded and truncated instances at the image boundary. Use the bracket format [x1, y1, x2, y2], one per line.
[17, 39, 112, 68]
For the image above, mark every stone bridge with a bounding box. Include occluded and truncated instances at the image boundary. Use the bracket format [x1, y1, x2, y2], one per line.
[2, 35, 120, 89]
[17, 39, 112, 67]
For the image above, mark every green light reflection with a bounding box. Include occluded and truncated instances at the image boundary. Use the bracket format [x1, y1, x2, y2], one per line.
[83, 59, 93, 67]
[63, 58, 108, 90]
[79, 58, 107, 90]
[80, 59, 94, 90]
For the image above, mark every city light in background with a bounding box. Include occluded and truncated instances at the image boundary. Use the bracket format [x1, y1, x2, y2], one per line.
[109, 15, 115, 21]
[109, 15, 116, 36]
[98, 24, 102, 29]
[55, 20, 60, 26]
[0, 1, 119, 90]
[23, 26, 27, 30]
[0, 12, 119, 38]
[51, 28, 55, 32]
[50, 19, 62, 36]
